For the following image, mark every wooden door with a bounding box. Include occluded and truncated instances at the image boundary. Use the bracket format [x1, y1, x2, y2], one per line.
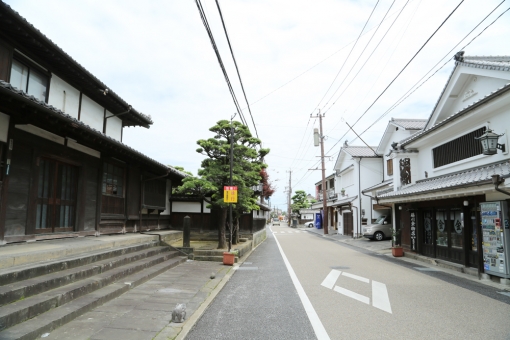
[35, 158, 77, 233]
[343, 212, 353, 236]
[422, 210, 434, 257]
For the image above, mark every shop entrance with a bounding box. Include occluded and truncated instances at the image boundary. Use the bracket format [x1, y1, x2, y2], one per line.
[35, 158, 78, 233]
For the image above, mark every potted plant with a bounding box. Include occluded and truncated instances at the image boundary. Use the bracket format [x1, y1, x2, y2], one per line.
[223, 249, 238, 266]
[391, 228, 403, 257]
[340, 188, 345, 196]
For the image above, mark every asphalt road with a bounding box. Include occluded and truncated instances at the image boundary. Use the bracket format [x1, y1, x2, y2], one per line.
[185, 225, 317, 340]
[188, 225, 510, 340]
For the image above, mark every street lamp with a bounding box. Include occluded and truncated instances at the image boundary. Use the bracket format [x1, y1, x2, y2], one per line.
[475, 128, 506, 155]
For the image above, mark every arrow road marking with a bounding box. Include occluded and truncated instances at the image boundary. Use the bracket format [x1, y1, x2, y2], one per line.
[321, 269, 342, 289]
[321, 270, 392, 314]
[334, 285, 370, 304]
[372, 280, 392, 314]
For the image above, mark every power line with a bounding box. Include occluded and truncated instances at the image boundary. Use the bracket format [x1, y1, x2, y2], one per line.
[356, 1, 509, 141]
[312, 0, 381, 114]
[215, 0, 259, 138]
[325, 0, 465, 155]
[194, 0, 248, 126]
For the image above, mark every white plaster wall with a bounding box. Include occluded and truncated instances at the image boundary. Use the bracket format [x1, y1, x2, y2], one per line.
[47, 75, 80, 118]
[409, 94, 510, 183]
[105, 110, 122, 141]
[0, 111, 9, 143]
[80, 95, 104, 131]
[172, 201, 201, 213]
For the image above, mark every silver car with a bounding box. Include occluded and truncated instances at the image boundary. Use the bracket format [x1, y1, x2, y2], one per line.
[362, 215, 392, 241]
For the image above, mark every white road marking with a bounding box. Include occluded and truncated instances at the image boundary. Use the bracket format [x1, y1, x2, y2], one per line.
[372, 280, 392, 314]
[334, 285, 370, 304]
[342, 272, 369, 283]
[273, 231, 331, 340]
[321, 269, 342, 289]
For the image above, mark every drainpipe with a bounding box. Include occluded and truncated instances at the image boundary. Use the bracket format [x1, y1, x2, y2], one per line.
[140, 170, 170, 232]
[492, 174, 510, 196]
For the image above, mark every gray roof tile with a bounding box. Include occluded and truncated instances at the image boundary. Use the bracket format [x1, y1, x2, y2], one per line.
[343, 146, 379, 158]
[391, 118, 427, 130]
[377, 160, 510, 199]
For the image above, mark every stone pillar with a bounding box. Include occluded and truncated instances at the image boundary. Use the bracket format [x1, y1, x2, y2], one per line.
[183, 216, 190, 248]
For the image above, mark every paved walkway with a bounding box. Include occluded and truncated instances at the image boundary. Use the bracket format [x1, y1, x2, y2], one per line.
[41, 260, 233, 340]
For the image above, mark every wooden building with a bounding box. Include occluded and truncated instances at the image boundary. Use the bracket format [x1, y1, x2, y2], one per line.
[0, 3, 186, 244]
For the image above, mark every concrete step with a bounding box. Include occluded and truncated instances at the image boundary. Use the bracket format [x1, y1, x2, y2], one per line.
[0, 256, 186, 340]
[0, 250, 182, 332]
[0, 241, 159, 286]
[0, 245, 170, 307]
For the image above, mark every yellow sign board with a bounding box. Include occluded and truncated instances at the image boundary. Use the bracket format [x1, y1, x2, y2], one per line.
[224, 186, 238, 203]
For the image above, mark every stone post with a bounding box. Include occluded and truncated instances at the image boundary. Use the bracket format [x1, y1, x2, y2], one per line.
[183, 216, 191, 248]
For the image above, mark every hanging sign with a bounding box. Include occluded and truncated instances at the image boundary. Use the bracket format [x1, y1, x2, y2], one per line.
[410, 212, 416, 251]
[224, 186, 238, 203]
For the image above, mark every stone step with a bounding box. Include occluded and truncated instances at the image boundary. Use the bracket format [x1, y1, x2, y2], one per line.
[0, 241, 159, 286]
[0, 250, 182, 332]
[0, 257, 186, 340]
[0, 246, 170, 307]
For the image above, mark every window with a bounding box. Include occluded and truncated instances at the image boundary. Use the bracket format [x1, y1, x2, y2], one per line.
[329, 178, 334, 189]
[432, 127, 485, 168]
[102, 162, 124, 196]
[387, 159, 393, 176]
[10, 59, 48, 102]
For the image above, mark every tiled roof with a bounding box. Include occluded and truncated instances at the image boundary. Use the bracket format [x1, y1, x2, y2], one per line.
[400, 82, 510, 147]
[0, 2, 153, 127]
[343, 146, 379, 158]
[391, 118, 427, 130]
[377, 160, 510, 199]
[460, 56, 510, 71]
[0, 80, 186, 179]
[362, 180, 393, 193]
[331, 195, 357, 207]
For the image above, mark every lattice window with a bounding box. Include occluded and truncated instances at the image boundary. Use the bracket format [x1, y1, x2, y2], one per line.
[432, 127, 485, 168]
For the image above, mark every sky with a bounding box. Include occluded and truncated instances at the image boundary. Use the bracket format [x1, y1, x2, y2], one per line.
[5, 0, 510, 211]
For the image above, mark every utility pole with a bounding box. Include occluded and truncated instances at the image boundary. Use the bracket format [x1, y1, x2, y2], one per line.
[287, 170, 292, 226]
[312, 111, 328, 235]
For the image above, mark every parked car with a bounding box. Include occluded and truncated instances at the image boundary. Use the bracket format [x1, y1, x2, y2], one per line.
[305, 221, 314, 228]
[362, 215, 392, 241]
[272, 218, 280, 226]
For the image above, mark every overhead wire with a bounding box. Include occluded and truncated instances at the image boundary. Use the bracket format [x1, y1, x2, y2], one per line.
[355, 1, 509, 141]
[311, 0, 381, 114]
[320, 0, 399, 113]
[324, 0, 465, 155]
[194, 0, 248, 126]
[214, 0, 259, 138]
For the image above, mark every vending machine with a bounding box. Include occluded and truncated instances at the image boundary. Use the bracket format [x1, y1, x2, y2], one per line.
[480, 201, 510, 278]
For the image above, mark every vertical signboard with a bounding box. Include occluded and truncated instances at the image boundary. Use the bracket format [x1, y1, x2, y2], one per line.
[480, 201, 510, 278]
[410, 212, 417, 251]
[223, 186, 238, 203]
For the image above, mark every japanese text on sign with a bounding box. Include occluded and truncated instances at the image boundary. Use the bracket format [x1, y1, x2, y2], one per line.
[224, 186, 238, 203]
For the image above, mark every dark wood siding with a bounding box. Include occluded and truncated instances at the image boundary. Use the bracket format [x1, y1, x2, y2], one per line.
[4, 143, 32, 236]
[0, 40, 13, 81]
[144, 178, 165, 209]
[126, 166, 140, 219]
[433, 127, 485, 168]
[83, 161, 99, 231]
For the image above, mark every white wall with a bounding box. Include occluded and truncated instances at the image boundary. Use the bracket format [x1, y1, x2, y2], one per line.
[47, 75, 80, 119]
[80, 94, 104, 131]
[172, 201, 202, 213]
[105, 110, 122, 141]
